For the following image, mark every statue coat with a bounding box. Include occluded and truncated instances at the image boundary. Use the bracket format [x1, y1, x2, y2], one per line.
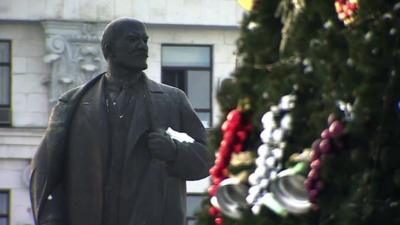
[30, 73, 212, 225]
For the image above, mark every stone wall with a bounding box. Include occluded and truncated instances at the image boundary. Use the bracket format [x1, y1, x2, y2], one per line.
[0, 0, 244, 26]
[0, 128, 44, 225]
[0, 23, 50, 127]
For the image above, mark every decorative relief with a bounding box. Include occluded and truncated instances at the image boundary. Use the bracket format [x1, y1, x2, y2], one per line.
[42, 21, 108, 104]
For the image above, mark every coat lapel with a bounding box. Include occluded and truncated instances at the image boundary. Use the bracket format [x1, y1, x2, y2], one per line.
[125, 77, 171, 158]
[81, 76, 109, 173]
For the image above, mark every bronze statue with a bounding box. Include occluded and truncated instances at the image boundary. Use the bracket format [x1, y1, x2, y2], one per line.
[30, 17, 212, 225]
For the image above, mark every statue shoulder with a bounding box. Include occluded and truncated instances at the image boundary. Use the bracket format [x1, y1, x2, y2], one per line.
[58, 72, 105, 103]
[159, 83, 188, 102]
[58, 85, 85, 103]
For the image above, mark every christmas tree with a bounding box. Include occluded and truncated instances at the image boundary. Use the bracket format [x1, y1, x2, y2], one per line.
[198, 0, 400, 225]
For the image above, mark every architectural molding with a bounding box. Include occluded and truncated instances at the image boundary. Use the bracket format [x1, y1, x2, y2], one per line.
[42, 20, 107, 104]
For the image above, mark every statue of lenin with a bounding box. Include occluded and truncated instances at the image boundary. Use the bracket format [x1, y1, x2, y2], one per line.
[30, 17, 212, 225]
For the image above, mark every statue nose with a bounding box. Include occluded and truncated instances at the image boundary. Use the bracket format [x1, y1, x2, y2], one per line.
[138, 40, 148, 49]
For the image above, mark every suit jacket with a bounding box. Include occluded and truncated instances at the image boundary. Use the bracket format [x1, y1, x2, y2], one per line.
[30, 73, 212, 225]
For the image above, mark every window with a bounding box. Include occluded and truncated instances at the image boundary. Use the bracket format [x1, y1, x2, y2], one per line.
[186, 194, 206, 225]
[0, 40, 11, 126]
[0, 191, 10, 225]
[161, 45, 212, 128]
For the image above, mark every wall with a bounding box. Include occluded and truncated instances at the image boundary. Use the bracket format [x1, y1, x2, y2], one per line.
[0, 0, 244, 26]
[0, 128, 44, 225]
[0, 23, 50, 127]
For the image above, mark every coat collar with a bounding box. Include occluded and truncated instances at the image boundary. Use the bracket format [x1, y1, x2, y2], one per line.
[145, 75, 163, 93]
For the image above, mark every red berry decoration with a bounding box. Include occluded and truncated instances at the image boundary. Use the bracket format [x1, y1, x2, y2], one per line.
[319, 139, 331, 153]
[308, 169, 320, 181]
[329, 121, 345, 137]
[305, 116, 347, 210]
[316, 181, 325, 191]
[208, 108, 252, 223]
[311, 159, 321, 170]
[321, 129, 331, 139]
[310, 149, 321, 161]
[209, 206, 220, 216]
[309, 189, 319, 203]
[335, 0, 359, 25]
[215, 217, 224, 225]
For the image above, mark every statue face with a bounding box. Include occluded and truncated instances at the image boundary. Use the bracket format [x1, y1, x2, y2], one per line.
[110, 21, 149, 71]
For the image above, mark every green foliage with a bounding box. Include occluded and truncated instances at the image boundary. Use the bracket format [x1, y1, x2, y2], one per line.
[199, 0, 400, 224]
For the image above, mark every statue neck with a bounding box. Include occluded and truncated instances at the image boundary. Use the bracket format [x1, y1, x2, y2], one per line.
[107, 64, 144, 84]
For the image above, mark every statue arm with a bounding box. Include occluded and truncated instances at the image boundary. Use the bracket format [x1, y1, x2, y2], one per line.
[165, 90, 213, 181]
[30, 101, 68, 225]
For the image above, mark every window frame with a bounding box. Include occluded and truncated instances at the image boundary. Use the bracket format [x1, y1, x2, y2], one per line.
[0, 39, 12, 127]
[186, 193, 207, 225]
[0, 190, 10, 225]
[161, 44, 213, 128]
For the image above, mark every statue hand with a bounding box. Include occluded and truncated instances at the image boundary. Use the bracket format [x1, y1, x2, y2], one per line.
[147, 129, 177, 162]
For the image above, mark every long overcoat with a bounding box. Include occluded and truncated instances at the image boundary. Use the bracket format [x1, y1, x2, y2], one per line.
[30, 73, 212, 225]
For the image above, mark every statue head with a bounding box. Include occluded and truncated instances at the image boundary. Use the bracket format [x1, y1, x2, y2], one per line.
[101, 17, 149, 72]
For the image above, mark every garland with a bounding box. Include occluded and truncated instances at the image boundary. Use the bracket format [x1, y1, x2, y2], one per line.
[208, 108, 253, 225]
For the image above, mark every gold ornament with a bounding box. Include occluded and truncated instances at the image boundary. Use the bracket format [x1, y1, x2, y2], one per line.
[238, 0, 254, 11]
[237, 98, 251, 112]
[289, 149, 312, 163]
[230, 151, 254, 167]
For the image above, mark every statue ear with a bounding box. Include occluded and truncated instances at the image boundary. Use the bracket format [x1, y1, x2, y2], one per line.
[104, 43, 114, 60]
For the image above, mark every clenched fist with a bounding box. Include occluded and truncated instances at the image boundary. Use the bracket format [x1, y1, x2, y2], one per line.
[147, 129, 177, 162]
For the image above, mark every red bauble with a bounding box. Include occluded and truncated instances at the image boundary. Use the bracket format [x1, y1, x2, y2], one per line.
[309, 189, 319, 203]
[316, 180, 325, 191]
[214, 158, 222, 166]
[233, 143, 243, 153]
[321, 129, 331, 139]
[208, 185, 219, 196]
[222, 168, 230, 177]
[209, 206, 220, 216]
[348, 3, 358, 10]
[221, 121, 229, 132]
[215, 217, 224, 225]
[212, 177, 223, 185]
[312, 139, 321, 152]
[219, 147, 230, 157]
[304, 178, 315, 191]
[220, 140, 228, 149]
[329, 121, 345, 136]
[227, 109, 242, 124]
[319, 139, 331, 154]
[209, 167, 217, 176]
[236, 130, 248, 142]
[311, 159, 321, 170]
[308, 169, 319, 181]
[310, 150, 321, 161]
[223, 131, 235, 145]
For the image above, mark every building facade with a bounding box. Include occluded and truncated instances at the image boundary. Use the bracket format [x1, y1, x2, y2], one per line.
[0, 0, 243, 224]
